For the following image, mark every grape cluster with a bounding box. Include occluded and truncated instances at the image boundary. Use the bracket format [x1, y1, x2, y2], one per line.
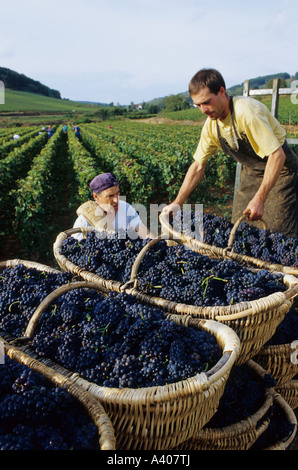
[173, 211, 298, 267]
[60, 227, 287, 307]
[266, 306, 298, 346]
[0, 264, 72, 337]
[206, 363, 276, 429]
[61, 229, 149, 282]
[31, 289, 222, 388]
[136, 243, 286, 306]
[0, 356, 97, 450]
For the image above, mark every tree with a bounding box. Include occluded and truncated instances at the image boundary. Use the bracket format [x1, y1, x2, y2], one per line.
[164, 94, 190, 112]
[266, 77, 287, 88]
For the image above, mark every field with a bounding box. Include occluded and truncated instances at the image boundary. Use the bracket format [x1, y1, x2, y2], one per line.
[1, 110, 298, 266]
[1, 103, 298, 451]
[0, 120, 238, 265]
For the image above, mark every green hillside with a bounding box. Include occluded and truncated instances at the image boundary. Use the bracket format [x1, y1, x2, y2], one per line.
[0, 88, 97, 113]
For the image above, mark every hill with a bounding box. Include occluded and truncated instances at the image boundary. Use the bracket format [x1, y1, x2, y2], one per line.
[0, 66, 61, 99]
[0, 88, 98, 114]
[145, 72, 296, 109]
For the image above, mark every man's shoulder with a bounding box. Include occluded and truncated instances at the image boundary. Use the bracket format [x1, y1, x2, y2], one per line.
[233, 95, 268, 116]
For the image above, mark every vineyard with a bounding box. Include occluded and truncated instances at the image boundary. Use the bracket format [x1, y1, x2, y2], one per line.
[0, 120, 237, 264]
[1, 117, 298, 451]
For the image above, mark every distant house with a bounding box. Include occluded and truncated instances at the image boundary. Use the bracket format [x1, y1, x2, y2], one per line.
[131, 103, 143, 110]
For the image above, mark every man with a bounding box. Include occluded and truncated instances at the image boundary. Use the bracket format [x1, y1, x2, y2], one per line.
[163, 68, 298, 238]
[73, 172, 152, 240]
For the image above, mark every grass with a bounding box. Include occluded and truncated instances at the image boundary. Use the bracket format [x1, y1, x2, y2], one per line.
[0, 88, 98, 113]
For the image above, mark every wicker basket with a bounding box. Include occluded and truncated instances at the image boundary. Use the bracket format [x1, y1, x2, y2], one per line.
[160, 212, 298, 276]
[175, 360, 275, 451]
[122, 235, 298, 365]
[53, 227, 123, 292]
[276, 379, 298, 410]
[0, 258, 63, 274]
[1, 335, 116, 450]
[254, 392, 297, 450]
[17, 280, 240, 450]
[254, 342, 298, 386]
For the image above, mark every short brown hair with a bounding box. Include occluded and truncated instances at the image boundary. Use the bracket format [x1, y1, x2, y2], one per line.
[189, 68, 226, 96]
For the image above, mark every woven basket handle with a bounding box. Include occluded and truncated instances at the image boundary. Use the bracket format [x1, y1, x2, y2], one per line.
[120, 235, 183, 291]
[226, 214, 267, 253]
[24, 281, 109, 338]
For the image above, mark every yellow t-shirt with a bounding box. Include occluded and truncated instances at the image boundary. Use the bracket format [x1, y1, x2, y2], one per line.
[193, 96, 286, 165]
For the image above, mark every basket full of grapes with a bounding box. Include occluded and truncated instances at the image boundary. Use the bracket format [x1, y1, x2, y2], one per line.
[120, 236, 298, 365]
[176, 360, 277, 451]
[253, 307, 298, 386]
[0, 348, 116, 450]
[159, 211, 298, 276]
[53, 226, 147, 293]
[2, 278, 240, 450]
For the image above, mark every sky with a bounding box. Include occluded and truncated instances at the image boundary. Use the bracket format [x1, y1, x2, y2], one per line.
[0, 0, 297, 105]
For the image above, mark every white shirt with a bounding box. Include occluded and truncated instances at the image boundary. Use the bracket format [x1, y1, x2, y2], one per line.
[72, 199, 141, 240]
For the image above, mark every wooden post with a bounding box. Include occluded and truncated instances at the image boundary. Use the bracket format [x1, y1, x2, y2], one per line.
[232, 81, 249, 220]
[271, 78, 280, 118]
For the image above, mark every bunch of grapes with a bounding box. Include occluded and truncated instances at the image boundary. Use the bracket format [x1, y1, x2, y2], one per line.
[30, 289, 222, 388]
[173, 211, 298, 267]
[0, 356, 97, 450]
[266, 306, 298, 346]
[136, 243, 286, 306]
[61, 229, 149, 282]
[0, 264, 72, 337]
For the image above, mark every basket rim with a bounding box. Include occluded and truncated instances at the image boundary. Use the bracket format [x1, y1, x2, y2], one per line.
[0, 259, 62, 274]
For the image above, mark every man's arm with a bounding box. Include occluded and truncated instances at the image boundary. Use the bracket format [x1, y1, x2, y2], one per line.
[243, 146, 286, 220]
[162, 160, 207, 213]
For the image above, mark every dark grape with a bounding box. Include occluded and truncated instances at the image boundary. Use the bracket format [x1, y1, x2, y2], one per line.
[0, 356, 97, 450]
[29, 288, 222, 388]
[173, 211, 298, 267]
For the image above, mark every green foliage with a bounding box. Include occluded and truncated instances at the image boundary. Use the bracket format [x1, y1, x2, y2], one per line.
[1, 118, 295, 262]
[67, 127, 102, 204]
[266, 78, 287, 88]
[164, 94, 190, 112]
[0, 132, 48, 228]
[13, 126, 65, 258]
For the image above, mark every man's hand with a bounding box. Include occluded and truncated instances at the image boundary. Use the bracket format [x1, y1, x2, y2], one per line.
[162, 202, 181, 215]
[243, 196, 264, 221]
[243, 146, 286, 221]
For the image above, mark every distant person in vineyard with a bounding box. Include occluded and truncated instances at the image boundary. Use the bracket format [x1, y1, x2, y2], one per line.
[47, 125, 54, 138]
[162, 68, 298, 238]
[73, 124, 81, 141]
[72, 172, 153, 240]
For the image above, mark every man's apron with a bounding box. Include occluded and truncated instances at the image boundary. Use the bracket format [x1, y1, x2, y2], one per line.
[216, 98, 298, 238]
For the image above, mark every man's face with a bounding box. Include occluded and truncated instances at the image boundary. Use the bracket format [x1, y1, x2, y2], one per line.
[191, 86, 229, 121]
[93, 185, 120, 214]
